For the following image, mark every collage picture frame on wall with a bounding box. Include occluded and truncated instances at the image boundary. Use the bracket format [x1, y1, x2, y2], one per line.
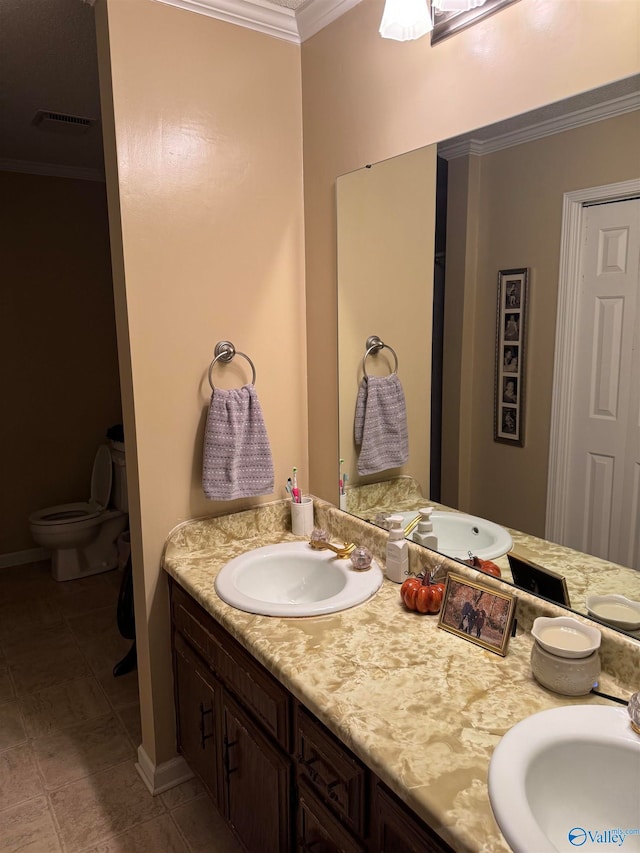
[495, 267, 529, 446]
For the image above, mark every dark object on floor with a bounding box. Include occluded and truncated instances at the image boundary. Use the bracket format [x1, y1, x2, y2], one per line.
[114, 556, 137, 677]
[107, 423, 125, 443]
[113, 641, 137, 677]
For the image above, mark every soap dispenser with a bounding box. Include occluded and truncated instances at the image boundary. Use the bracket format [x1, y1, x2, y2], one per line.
[413, 507, 438, 549]
[386, 514, 408, 584]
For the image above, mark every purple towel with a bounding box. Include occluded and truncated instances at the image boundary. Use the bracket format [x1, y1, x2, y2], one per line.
[202, 385, 274, 500]
[354, 374, 409, 476]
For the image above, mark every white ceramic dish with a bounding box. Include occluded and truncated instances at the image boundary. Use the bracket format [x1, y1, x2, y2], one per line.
[531, 616, 601, 659]
[585, 594, 640, 631]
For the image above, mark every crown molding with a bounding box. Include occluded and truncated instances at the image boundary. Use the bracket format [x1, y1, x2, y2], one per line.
[439, 91, 640, 160]
[0, 158, 105, 182]
[153, 0, 360, 43]
[296, 0, 361, 41]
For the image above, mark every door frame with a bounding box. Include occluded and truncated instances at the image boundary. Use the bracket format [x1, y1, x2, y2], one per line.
[545, 178, 640, 543]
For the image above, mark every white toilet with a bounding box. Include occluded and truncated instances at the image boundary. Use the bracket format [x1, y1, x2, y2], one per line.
[29, 443, 129, 582]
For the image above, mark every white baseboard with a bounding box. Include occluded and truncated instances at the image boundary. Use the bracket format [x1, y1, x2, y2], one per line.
[136, 745, 194, 795]
[0, 548, 48, 569]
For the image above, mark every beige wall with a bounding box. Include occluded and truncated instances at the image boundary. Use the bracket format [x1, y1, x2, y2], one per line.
[96, 0, 306, 765]
[336, 146, 436, 494]
[442, 110, 640, 535]
[0, 171, 121, 555]
[302, 0, 640, 505]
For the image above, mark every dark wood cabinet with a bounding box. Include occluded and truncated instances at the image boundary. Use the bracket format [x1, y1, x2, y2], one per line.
[223, 691, 292, 853]
[372, 783, 454, 853]
[169, 578, 454, 853]
[295, 704, 367, 837]
[297, 779, 365, 853]
[173, 632, 222, 805]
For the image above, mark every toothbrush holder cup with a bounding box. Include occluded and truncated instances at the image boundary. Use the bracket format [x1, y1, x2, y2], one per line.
[291, 497, 314, 537]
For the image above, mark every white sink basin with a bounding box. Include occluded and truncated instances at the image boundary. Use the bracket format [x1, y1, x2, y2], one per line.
[489, 705, 640, 852]
[214, 541, 383, 617]
[394, 510, 512, 560]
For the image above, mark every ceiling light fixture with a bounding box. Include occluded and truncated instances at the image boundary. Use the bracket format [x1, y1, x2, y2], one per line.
[379, 0, 489, 41]
[378, 0, 433, 41]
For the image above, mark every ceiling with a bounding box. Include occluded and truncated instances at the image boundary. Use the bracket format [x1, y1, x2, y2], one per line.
[0, 0, 348, 181]
[0, 0, 105, 179]
[1, 1, 638, 182]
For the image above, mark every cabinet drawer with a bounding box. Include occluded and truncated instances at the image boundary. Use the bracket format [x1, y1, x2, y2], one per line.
[297, 779, 366, 853]
[171, 580, 292, 751]
[372, 783, 454, 853]
[295, 705, 367, 836]
[171, 582, 224, 670]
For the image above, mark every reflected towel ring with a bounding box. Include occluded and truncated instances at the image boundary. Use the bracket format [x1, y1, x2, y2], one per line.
[208, 340, 257, 390]
[362, 335, 398, 378]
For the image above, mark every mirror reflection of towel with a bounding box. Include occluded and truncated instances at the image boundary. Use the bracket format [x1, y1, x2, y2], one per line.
[202, 385, 274, 500]
[354, 374, 408, 476]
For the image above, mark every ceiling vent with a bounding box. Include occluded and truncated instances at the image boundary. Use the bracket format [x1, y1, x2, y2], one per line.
[33, 110, 97, 133]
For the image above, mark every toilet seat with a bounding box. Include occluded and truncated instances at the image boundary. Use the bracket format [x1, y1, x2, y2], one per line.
[28, 445, 113, 528]
[29, 501, 102, 526]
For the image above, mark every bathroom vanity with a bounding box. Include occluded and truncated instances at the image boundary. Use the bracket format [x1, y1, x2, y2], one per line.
[163, 498, 637, 853]
[170, 578, 451, 852]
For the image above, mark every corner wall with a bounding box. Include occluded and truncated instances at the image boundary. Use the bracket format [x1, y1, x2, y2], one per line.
[96, 0, 306, 767]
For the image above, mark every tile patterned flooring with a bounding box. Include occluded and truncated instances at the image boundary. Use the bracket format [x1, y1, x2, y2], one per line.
[0, 561, 242, 852]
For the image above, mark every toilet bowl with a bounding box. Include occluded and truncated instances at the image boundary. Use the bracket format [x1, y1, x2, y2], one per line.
[29, 444, 128, 582]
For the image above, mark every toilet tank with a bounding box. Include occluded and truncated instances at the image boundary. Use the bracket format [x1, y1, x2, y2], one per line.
[109, 441, 128, 512]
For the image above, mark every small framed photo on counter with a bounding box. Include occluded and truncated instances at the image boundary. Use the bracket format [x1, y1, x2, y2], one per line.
[495, 268, 529, 446]
[507, 553, 571, 607]
[438, 574, 516, 656]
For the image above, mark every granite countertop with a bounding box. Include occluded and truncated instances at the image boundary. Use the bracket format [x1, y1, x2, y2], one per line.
[162, 498, 636, 853]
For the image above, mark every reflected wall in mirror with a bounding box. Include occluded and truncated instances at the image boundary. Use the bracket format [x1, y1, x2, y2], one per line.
[337, 144, 437, 497]
[337, 75, 640, 638]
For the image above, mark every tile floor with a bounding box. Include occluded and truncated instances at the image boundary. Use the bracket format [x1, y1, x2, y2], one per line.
[0, 561, 242, 852]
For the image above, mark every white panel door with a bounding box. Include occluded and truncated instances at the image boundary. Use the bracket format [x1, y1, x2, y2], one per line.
[565, 198, 640, 567]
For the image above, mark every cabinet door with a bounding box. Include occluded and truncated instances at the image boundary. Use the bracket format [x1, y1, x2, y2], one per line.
[174, 633, 222, 805]
[223, 691, 292, 853]
[297, 779, 366, 853]
[372, 784, 454, 853]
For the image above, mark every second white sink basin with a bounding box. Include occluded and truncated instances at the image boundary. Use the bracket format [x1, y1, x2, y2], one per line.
[394, 510, 512, 560]
[489, 705, 640, 852]
[215, 541, 383, 617]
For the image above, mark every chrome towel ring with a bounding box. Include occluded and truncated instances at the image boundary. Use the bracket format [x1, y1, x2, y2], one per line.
[362, 335, 398, 378]
[208, 341, 257, 390]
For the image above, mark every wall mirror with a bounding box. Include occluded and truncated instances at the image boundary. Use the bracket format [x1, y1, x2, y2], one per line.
[337, 74, 640, 639]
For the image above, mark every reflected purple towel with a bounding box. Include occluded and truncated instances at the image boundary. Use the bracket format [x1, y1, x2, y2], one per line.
[202, 385, 274, 500]
[354, 374, 409, 476]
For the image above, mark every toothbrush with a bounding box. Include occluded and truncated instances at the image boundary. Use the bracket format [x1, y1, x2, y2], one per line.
[339, 459, 344, 495]
[292, 467, 300, 503]
[342, 472, 348, 495]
